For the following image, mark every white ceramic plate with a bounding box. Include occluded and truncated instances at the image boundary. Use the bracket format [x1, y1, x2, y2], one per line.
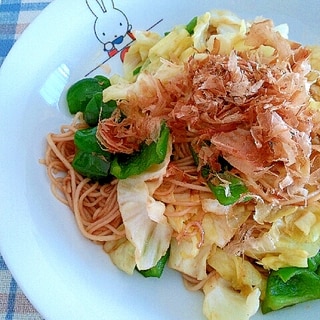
[0, 0, 320, 319]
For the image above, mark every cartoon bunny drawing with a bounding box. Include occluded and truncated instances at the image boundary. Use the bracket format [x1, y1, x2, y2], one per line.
[86, 0, 135, 58]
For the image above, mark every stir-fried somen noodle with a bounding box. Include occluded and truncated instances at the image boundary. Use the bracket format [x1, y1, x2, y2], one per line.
[45, 117, 124, 242]
[43, 10, 320, 320]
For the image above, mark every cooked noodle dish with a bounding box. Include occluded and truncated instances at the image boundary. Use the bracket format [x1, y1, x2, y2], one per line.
[42, 9, 320, 320]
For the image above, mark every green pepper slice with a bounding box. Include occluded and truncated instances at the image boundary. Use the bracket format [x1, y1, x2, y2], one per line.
[74, 126, 112, 158]
[84, 92, 117, 127]
[185, 16, 197, 35]
[207, 173, 248, 206]
[110, 124, 170, 179]
[137, 249, 170, 278]
[66, 75, 111, 114]
[261, 251, 320, 314]
[133, 66, 142, 76]
[72, 150, 111, 181]
[190, 145, 248, 205]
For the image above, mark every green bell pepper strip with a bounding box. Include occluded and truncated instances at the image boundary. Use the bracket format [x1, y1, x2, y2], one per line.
[84, 92, 117, 127]
[110, 123, 170, 179]
[207, 173, 248, 206]
[164, 15, 198, 37]
[74, 126, 112, 158]
[185, 16, 198, 35]
[190, 145, 247, 205]
[133, 66, 142, 76]
[72, 150, 111, 181]
[66, 75, 111, 114]
[261, 251, 320, 314]
[137, 249, 170, 278]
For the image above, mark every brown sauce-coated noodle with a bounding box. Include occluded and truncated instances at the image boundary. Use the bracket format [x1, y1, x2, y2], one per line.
[43, 114, 125, 243]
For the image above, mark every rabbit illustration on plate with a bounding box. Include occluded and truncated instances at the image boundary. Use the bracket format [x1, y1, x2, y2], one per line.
[86, 0, 135, 58]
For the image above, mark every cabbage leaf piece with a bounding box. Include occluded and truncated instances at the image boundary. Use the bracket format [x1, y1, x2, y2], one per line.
[207, 248, 264, 293]
[103, 234, 136, 275]
[117, 140, 173, 270]
[168, 237, 211, 281]
[203, 248, 263, 320]
[203, 275, 260, 320]
[245, 202, 320, 270]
